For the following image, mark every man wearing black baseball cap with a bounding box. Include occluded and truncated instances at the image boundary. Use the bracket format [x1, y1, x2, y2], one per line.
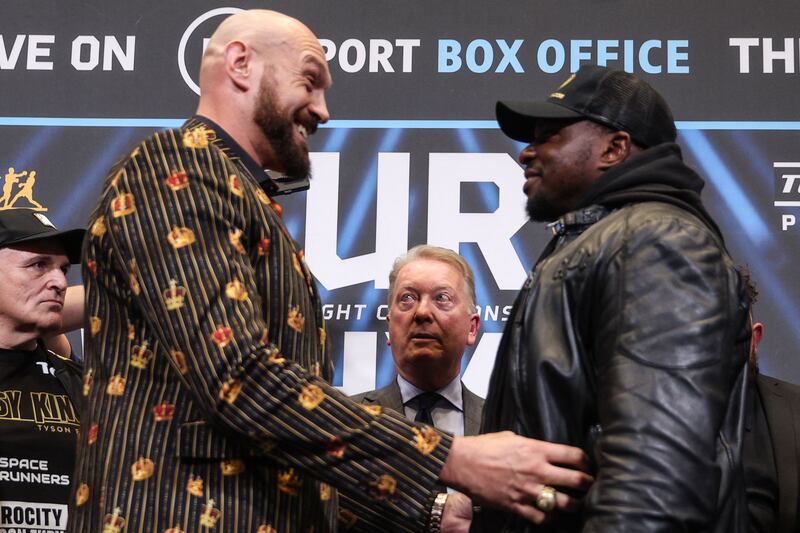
[0, 208, 84, 531]
[476, 66, 750, 532]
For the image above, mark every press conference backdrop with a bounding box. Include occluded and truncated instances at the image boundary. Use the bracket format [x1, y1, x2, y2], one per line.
[2, 1, 799, 392]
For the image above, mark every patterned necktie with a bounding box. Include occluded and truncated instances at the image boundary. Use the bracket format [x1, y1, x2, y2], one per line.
[413, 391, 443, 427]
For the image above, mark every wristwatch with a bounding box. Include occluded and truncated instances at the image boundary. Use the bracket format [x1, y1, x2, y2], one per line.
[428, 492, 448, 533]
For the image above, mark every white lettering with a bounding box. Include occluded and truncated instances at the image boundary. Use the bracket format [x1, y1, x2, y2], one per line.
[26, 35, 54, 71]
[0, 35, 26, 69]
[305, 152, 409, 290]
[427, 153, 528, 290]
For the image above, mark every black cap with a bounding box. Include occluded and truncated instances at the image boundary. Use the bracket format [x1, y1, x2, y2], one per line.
[0, 209, 85, 263]
[496, 65, 677, 148]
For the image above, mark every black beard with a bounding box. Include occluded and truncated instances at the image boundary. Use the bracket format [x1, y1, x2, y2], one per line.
[526, 194, 566, 222]
[254, 84, 311, 180]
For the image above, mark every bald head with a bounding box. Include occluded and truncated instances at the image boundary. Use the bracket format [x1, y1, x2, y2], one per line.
[200, 10, 318, 86]
[195, 9, 331, 172]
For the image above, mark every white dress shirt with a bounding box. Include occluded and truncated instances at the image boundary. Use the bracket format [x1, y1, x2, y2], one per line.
[397, 374, 465, 437]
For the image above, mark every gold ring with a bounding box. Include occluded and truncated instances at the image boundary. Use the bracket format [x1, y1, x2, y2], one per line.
[535, 485, 557, 513]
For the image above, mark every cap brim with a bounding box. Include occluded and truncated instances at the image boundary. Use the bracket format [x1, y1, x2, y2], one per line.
[9, 228, 86, 264]
[496, 100, 584, 142]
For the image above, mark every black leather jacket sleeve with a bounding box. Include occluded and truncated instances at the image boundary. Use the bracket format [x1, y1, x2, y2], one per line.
[585, 214, 749, 532]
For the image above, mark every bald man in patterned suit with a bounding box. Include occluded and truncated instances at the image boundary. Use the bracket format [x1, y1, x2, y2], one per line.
[69, 10, 591, 533]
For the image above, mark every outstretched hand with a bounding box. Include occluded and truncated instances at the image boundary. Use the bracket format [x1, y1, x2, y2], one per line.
[438, 431, 593, 524]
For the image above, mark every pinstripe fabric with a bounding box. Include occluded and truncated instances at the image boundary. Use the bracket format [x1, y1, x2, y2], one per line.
[68, 119, 452, 533]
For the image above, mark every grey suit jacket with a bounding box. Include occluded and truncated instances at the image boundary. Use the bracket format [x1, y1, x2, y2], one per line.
[351, 379, 484, 436]
[756, 374, 800, 533]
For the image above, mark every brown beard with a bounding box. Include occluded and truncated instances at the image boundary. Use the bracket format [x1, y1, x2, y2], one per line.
[253, 77, 312, 180]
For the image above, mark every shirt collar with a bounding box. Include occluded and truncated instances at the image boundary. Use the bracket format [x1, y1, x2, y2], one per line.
[397, 373, 464, 411]
[188, 115, 280, 195]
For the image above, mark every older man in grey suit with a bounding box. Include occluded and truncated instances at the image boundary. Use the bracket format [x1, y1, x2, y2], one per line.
[352, 245, 484, 437]
[338, 246, 485, 531]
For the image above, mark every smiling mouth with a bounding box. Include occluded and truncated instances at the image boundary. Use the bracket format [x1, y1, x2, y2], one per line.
[523, 174, 541, 195]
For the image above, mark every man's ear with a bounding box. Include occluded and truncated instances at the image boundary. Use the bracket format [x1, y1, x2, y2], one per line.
[224, 40, 254, 91]
[598, 131, 634, 170]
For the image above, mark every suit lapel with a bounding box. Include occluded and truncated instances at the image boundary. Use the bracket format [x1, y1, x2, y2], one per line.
[757, 375, 799, 532]
[364, 381, 405, 414]
[462, 385, 485, 437]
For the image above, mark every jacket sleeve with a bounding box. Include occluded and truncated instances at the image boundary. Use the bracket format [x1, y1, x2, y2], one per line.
[583, 214, 747, 532]
[93, 128, 449, 532]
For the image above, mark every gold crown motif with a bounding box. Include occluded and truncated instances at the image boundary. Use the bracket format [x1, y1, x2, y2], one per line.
[90, 216, 107, 237]
[220, 459, 245, 476]
[266, 346, 285, 365]
[229, 228, 245, 254]
[83, 369, 94, 397]
[131, 457, 155, 481]
[87, 423, 99, 445]
[130, 341, 153, 369]
[257, 525, 278, 533]
[287, 305, 305, 333]
[255, 188, 272, 205]
[257, 238, 270, 256]
[182, 126, 215, 149]
[111, 193, 135, 218]
[319, 327, 326, 346]
[199, 499, 221, 527]
[163, 279, 187, 310]
[211, 325, 234, 348]
[102, 507, 126, 533]
[277, 468, 302, 496]
[319, 483, 332, 502]
[129, 260, 141, 295]
[338, 508, 359, 529]
[90, 316, 102, 336]
[369, 474, 397, 501]
[106, 375, 126, 396]
[412, 426, 442, 455]
[326, 437, 347, 459]
[170, 349, 188, 375]
[298, 384, 325, 410]
[362, 404, 382, 416]
[224, 280, 248, 301]
[186, 476, 203, 497]
[75, 483, 90, 506]
[219, 378, 243, 404]
[152, 402, 175, 422]
[228, 174, 244, 197]
[166, 170, 189, 191]
[167, 226, 196, 249]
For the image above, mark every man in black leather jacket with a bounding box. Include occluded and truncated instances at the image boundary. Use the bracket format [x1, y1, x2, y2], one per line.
[474, 66, 751, 532]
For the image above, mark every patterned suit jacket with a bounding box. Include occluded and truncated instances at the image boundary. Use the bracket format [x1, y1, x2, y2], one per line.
[338, 380, 484, 531]
[69, 118, 452, 533]
[755, 374, 800, 533]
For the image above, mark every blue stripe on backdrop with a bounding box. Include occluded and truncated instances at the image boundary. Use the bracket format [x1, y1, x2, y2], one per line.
[337, 128, 403, 258]
[680, 129, 771, 245]
[10, 127, 61, 170]
[52, 128, 141, 227]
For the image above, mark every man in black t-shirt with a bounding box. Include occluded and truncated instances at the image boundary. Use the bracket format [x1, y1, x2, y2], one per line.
[0, 209, 84, 532]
